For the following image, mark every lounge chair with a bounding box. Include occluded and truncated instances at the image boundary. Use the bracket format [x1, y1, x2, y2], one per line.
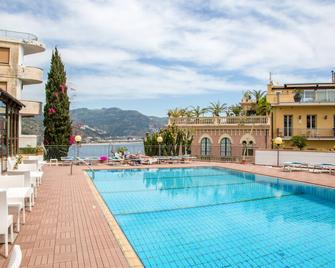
[60, 156, 75, 166]
[283, 162, 309, 172]
[141, 157, 158, 165]
[0, 190, 14, 257]
[312, 163, 335, 174]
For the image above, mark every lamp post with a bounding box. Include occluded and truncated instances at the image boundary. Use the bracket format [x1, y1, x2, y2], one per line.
[157, 135, 163, 157]
[274, 137, 283, 166]
[75, 135, 82, 159]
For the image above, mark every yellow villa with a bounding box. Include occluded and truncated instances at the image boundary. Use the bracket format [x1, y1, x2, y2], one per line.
[267, 76, 335, 150]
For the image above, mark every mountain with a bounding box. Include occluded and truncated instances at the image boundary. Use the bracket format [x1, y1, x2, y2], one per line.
[22, 107, 167, 142]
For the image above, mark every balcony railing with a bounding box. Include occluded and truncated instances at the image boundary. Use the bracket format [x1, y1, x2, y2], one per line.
[17, 65, 43, 85]
[268, 89, 335, 104]
[170, 116, 269, 125]
[0, 29, 38, 42]
[277, 128, 335, 139]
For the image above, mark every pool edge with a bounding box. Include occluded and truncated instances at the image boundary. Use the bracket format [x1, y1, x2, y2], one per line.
[83, 171, 144, 268]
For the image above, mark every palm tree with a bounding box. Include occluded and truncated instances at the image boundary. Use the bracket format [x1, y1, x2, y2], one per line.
[251, 90, 266, 104]
[179, 108, 191, 117]
[190, 106, 207, 117]
[207, 101, 227, 117]
[256, 96, 272, 116]
[228, 104, 243, 116]
[167, 108, 181, 118]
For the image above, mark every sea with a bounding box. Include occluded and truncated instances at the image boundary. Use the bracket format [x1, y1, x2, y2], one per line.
[68, 141, 144, 158]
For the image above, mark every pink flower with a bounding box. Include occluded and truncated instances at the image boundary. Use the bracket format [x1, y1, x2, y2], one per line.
[48, 108, 56, 114]
[54, 91, 58, 97]
[60, 84, 66, 94]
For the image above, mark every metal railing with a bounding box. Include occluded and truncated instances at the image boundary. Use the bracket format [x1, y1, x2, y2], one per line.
[38, 144, 258, 163]
[70, 157, 95, 179]
[0, 29, 38, 42]
[268, 90, 335, 104]
[170, 116, 269, 125]
[277, 128, 335, 138]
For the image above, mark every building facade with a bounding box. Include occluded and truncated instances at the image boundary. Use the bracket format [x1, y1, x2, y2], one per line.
[267, 81, 335, 150]
[170, 116, 271, 161]
[0, 29, 45, 148]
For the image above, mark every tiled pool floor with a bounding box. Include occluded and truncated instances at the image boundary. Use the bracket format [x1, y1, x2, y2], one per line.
[92, 167, 335, 267]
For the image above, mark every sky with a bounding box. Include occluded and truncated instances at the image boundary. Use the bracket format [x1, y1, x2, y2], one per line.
[1, 0, 335, 117]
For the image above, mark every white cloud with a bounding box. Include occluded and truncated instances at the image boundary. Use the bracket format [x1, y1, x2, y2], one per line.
[0, 0, 335, 105]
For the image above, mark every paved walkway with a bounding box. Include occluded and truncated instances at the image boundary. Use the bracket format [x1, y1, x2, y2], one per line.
[0, 165, 129, 268]
[1, 161, 335, 267]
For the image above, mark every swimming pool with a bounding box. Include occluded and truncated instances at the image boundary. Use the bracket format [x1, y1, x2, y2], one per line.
[90, 167, 335, 267]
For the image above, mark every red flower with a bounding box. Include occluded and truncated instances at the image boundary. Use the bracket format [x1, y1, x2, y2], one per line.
[54, 91, 58, 97]
[69, 135, 75, 145]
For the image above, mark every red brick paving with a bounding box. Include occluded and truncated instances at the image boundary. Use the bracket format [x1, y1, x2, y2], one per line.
[1, 161, 335, 267]
[0, 165, 129, 268]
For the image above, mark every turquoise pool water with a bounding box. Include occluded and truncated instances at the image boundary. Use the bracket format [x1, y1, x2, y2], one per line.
[90, 167, 335, 267]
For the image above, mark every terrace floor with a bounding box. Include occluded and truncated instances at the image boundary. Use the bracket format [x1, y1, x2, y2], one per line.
[1, 161, 335, 267]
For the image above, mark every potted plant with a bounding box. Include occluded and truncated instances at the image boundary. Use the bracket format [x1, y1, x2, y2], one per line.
[36, 146, 44, 155]
[99, 155, 108, 163]
[14, 155, 23, 169]
[293, 90, 303, 102]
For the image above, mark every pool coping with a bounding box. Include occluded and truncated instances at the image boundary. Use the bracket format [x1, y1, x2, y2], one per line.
[84, 172, 144, 268]
[84, 162, 335, 189]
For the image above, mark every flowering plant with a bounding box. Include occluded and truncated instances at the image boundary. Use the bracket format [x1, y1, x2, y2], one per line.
[14, 155, 23, 169]
[100, 155, 108, 161]
[69, 135, 75, 145]
[48, 107, 56, 114]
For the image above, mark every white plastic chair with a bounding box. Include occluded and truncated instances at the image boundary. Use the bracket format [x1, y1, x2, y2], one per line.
[17, 164, 43, 186]
[0, 190, 14, 258]
[7, 171, 35, 209]
[0, 175, 27, 232]
[8, 245, 22, 268]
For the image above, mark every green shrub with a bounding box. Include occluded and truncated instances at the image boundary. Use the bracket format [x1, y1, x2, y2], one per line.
[19, 146, 37, 154]
[290, 135, 307, 150]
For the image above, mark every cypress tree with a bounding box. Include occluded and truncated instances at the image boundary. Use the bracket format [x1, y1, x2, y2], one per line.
[43, 48, 72, 159]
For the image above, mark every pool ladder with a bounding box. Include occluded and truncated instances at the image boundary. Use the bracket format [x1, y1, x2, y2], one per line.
[70, 157, 95, 179]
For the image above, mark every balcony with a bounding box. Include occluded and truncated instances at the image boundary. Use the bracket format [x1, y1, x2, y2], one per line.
[20, 100, 42, 116]
[269, 89, 335, 106]
[170, 116, 270, 126]
[0, 29, 45, 55]
[17, 66, 43, 85]
[277, 128, 335, 140]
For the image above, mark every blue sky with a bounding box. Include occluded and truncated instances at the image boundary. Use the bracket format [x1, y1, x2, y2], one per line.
[1, 0, 335, 116]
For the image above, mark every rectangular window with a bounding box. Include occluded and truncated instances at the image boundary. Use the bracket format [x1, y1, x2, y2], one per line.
[0, 82, 7, 91]
[307, 115, 316, 129]
[0, 47, 10, 64]
[283, 115, 293, 137]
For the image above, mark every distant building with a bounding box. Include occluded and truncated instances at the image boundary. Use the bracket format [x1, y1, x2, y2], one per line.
[267, 76, 335, 150]
[0, 29, 45, 170]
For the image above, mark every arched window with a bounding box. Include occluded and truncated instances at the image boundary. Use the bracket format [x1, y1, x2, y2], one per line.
[242, 140, 254, 156]
[200, 137, 211, 156]
[220, 138, 231, 157]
